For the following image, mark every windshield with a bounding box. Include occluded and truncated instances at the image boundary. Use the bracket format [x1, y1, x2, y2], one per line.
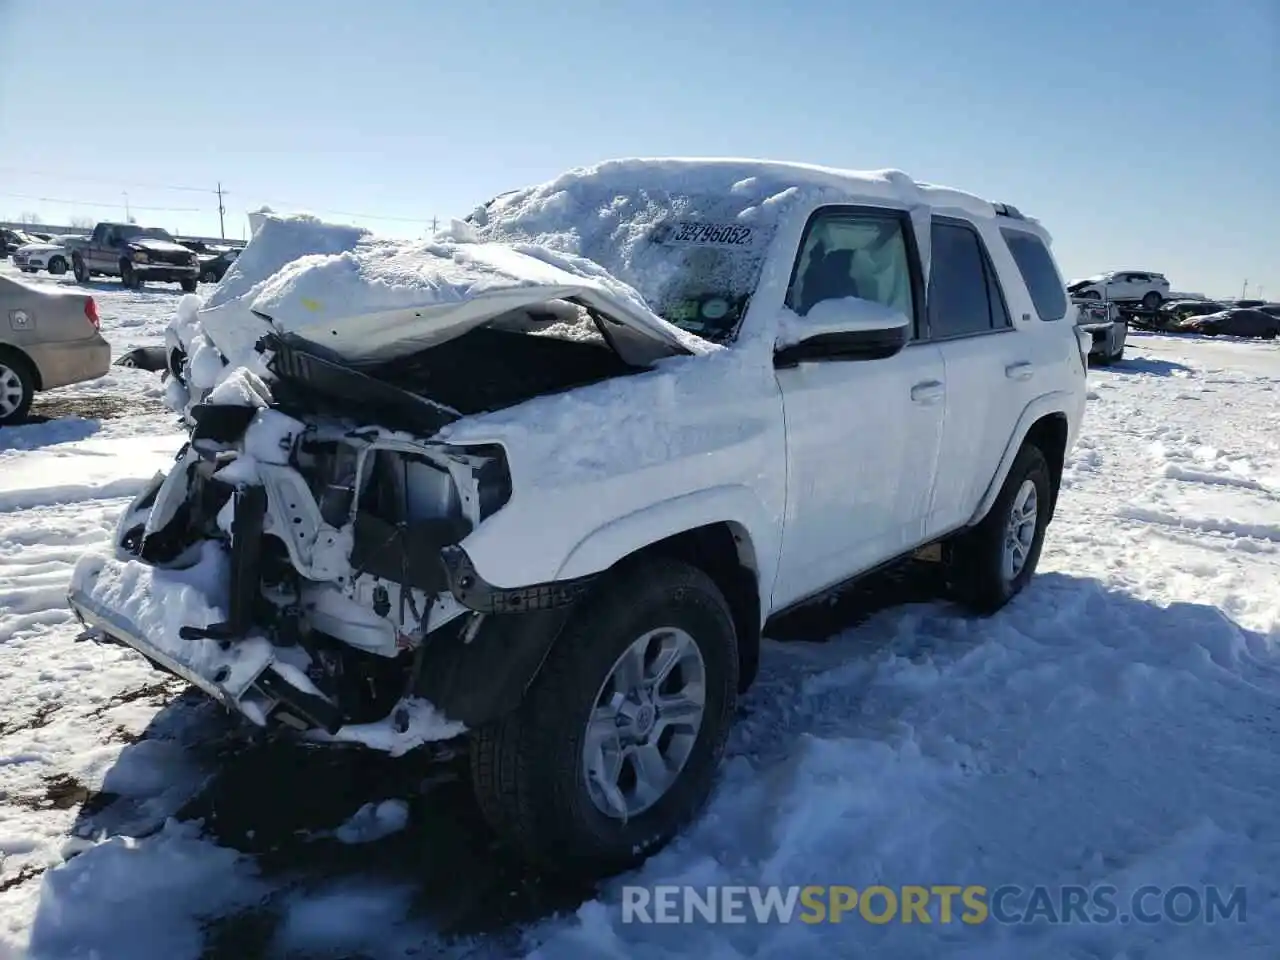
[470, 187, 779, 345]
[117, 225, 174, 241]
[642, 218, 775, 342]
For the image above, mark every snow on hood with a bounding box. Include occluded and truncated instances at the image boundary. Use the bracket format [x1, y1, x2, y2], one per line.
[165, 212, 710, 412]
[15, 241, 63, 254]
[130, 237, 192, 254]
[247, 236, 708, 364]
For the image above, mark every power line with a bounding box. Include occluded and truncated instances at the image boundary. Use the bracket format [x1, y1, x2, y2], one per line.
[0, 191, 201, 213]
[0, 167, 219, 195]
[0, 166, 436, 224]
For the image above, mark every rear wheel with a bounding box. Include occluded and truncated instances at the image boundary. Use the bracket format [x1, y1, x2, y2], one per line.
[47, 256, 67, 276]
[72, 254, 89, 283]
[947, 443, 1052, 614]
[1141, 291, 1162, 310]
[201, 270, 218, 284]
[469, 556, 739, 877]
[180, 276, 198, 293]
[0, 351, 35, 426]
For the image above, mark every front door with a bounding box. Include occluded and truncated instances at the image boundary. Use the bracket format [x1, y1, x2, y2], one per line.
[771, 205, 946, 610]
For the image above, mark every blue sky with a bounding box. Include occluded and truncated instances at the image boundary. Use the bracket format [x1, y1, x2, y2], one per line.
[1, 0, 1276, 298]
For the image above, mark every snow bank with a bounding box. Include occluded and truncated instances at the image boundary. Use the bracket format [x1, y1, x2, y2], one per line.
[0, 434, 187, 514]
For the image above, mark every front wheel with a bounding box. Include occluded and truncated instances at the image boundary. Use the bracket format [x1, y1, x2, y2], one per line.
[180, 277, 198, 293]
[47, 256, 67, 276]
[469, 556, 739, 877]
[1141, 291, 1162, 310]
[947, 442, 1052, 614]
[121, 261, 141, 290]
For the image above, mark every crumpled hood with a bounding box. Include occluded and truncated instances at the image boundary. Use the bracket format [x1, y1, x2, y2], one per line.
[246, 238, 709, 365]
[129, 237, 193, 255]
[15, 242, 62, 254]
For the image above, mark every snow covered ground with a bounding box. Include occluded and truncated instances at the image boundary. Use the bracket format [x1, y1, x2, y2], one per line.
[2, 261, 1279, 958]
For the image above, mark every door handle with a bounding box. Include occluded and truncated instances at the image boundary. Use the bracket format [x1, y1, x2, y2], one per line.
[1005, 362, 1034, 381]
[910, 380, 944, 404]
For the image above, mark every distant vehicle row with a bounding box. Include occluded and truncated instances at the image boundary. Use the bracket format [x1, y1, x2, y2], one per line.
[7, 222, 243, 290]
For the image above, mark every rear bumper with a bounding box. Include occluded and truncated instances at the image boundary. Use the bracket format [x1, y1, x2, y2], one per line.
[27, 336, 111, 390]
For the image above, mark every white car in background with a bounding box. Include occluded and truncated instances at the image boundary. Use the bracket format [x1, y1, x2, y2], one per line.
[11, 235, 89, 277]
[1067, 270, 1170, 309]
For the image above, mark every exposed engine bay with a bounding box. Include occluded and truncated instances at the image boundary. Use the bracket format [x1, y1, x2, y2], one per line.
[113, 309, 643, 736]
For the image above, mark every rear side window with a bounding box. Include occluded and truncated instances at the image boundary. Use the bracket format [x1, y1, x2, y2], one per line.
[927, 219, 1011, 338]
[1002, 228, 1068, 321]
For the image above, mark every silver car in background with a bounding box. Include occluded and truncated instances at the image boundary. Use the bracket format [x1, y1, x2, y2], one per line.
[0, 275, 111, 424]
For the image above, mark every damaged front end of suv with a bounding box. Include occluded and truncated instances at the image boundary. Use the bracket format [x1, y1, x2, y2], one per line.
[67, 230, 704, 753]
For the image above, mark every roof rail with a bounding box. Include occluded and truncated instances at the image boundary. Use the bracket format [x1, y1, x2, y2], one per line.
[992, 202, 1025, 220]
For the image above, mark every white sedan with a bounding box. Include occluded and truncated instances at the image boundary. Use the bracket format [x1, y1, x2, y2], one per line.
[11, 235, 87, 277]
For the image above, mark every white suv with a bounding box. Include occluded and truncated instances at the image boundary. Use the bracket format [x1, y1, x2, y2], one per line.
[68, 159, 1088, 876]
[1068, 270, 1170, 309]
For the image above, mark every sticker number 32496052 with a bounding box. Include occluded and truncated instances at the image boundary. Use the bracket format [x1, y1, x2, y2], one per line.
[666, 222, 755, 246]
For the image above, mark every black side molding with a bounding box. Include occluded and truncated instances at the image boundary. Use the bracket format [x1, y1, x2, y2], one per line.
[439, 545, 597, 614]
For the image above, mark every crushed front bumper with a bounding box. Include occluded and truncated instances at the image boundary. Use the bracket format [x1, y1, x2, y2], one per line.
[67, 546, 344, 734]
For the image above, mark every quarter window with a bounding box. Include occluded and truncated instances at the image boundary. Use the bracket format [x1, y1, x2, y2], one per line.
[927, 219, 1011, 338]
[785, 210, 916, 324]
[1000, 228, 1068, 321]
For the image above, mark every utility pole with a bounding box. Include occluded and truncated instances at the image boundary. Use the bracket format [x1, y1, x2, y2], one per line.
[1241, 279, 1248, 299]
[430, 217, 439, 233]
[216, 182, 227, 240]
[122, 191, 130, 221]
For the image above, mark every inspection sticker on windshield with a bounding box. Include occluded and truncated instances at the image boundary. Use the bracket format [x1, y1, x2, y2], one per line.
[654, 221, 760, 247]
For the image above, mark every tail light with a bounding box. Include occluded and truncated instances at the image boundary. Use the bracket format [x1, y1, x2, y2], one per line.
[84, 297, 100, 330]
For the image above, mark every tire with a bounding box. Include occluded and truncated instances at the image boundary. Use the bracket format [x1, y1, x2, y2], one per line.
[0, 351, 36, 426]
[72, 255, 89, 284]
[201, 270, 217, 284]
[180, 277, 198, 293]
[1141, 291, 1162, 310]
[947, 443, 1052, 614]
[469, 556, 739, 877]
[121, 261, 141, 290]
[1080, 290, 1101, 300]
[47, 256, 67, 276]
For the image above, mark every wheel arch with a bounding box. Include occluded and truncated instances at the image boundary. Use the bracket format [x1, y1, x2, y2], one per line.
[0, 342, 43, 390]
[550, 488, 773, 695]
[970, 394, 1074, 527]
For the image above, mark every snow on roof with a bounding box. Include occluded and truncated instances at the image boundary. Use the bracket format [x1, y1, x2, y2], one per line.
[464, 157, 1018, 313]
[472, 157, 1003, 224]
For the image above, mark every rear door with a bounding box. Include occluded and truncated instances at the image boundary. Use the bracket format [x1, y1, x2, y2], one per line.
[922, 217, 1029, 532]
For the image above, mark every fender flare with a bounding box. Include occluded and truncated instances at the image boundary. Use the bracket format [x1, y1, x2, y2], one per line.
[968, 390, 1074, 526]
[554, 484, 778, 620]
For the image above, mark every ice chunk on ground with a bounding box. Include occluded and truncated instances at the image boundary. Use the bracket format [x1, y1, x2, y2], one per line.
[333, 800, 410, 845]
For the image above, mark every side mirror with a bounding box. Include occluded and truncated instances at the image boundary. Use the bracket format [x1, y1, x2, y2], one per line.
[774, 298, 911, 368]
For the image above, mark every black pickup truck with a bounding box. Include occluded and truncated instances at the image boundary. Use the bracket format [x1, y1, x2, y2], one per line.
[68, 222, 200, 292]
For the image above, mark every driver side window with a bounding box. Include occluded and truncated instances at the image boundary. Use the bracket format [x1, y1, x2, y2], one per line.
[785, 208, 918, 329]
